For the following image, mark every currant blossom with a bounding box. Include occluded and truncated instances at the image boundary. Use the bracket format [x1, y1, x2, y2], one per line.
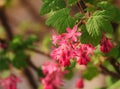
[76, 52, 90, 65]
[41, 62, 65, 89]
[74, 44, 95, 65]
[0, 75, 21, 89]
[80, 44, 95, 55]
[66, 25, 81, 42]
[51, 41, 71, 66]
[75, 78, 84, 89]
[51, 25, 95, 66]
[100, 34, 113, 53]
[52, 32, 61, 45]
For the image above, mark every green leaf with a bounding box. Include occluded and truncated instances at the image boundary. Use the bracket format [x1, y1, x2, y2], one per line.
[10, 35, 37, 51]
[26, 35, 38, 43]
[106, 46, 119, 59]
[80, 25, 101, 46]
[84, 0, 96, 4]
[64, 69, 74, 80]
[97, 1, 120, 22]
[69, 60, 76, 69]
[46, 8, 75, 33]
[102, 20, 113, 33]
[68, 0, 78, 6]
[25, 35, 38, 47]
[0, 57, 9, 71]
[103, 60, 115, 72]
[65, 59, 76, 70]
[12, 58, 27, 69]
[0, 70, 10, 78]
[108, 80, 120, 89]
[106, 76, 117, 87]
[12, 52, 27, 69]
[40, 0, 66, 15]
[74, 13, 83, 21]
[85, 7, 96, 12]
[86, 10, 113, 38]
[82, 63, 99, 80]
[64, 60, 76, 80]
[10, 35, 24, 51]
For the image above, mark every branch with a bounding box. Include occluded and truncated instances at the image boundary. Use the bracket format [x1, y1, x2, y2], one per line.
[109, 58, 120, 74]
[24, 67, 38, 89]
[99, 65, 120, 79]
[0, 7, 13, 40]
[27, 58, 38, 71]
[0, 7, 39, 89]
[77, 2, 84, 14]
[77, 0, 86, 14]
[28, 48, 51, 58]
[79, 0, 86, 10]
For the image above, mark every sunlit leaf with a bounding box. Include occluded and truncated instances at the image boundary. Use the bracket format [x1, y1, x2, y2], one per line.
[46, 8, 75, 33]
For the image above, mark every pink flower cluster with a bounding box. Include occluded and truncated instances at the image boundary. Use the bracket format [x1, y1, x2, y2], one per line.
[40, 62, 65, 89]
[100, 34, 113, 53]
[51, 25, 95, 66]
[0, 75, 21, 89]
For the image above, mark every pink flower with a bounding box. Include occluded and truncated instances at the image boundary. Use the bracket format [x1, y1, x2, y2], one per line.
[59, 51, 71, 66]
[76, 52, 90, 65]
[79, 44, 95, 55]
[66, 25, 81, 42]
[52, 32, 61, 45]
[100, 34, 113, 53]
[75, 44, 95, 65]
[42, 62, 60, 74]
[52, 31, 66, 45]
[51, 41, 71, 66]
[0, 75, 21, 89]
[51, 25, 95, 66]
[41, 62, 65, 89]
[75, 78, 84, 89]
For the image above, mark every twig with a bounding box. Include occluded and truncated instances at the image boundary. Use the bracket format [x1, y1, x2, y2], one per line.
[27, 58, 38, 71]
[77, 2, 84, 14]
[24, 67, 38, 89]
[0, 7, 39, 89]
[99, 65, 120, 79]
[77, 17, 86, 26]
[0, 7, 13, 40]
[109, 58, 120, 74]
[79, 0, 86, 10]
[77, 0, 86, 14]
[28, 48, 51, 58]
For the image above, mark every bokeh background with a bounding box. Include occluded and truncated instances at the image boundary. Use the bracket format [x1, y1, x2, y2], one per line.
[0, 0, 120, 89]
